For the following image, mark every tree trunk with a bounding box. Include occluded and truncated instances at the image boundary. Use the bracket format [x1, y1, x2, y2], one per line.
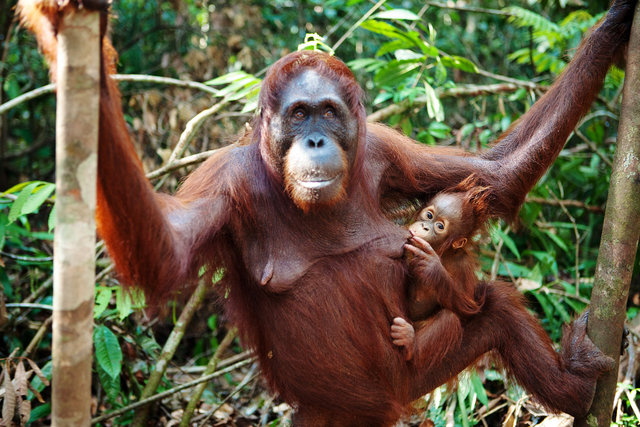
[575, 2, 640, 425]
[52, 6, 100, 426]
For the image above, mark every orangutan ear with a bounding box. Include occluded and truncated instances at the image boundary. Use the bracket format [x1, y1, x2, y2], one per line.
[452, 238, 467, 249]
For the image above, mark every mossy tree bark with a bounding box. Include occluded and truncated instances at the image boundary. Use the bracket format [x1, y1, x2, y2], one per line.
[576, 2, 640, 425]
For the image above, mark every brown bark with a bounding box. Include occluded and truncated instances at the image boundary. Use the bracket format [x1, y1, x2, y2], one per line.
[52, 7, 100, 427]
[575, 2, 640, 425]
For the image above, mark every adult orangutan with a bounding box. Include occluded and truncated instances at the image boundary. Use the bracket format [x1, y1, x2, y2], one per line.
[19, 0, 636, 424]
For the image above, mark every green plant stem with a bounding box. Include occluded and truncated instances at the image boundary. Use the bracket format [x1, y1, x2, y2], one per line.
[575, 2, 640, 424]
[131, 279, 209, 427]
[180, 327, 238, 427]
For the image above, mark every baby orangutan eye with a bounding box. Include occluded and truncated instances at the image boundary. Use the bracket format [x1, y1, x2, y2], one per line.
[426, 211, 433, 219]
[436, 222, 445, 230]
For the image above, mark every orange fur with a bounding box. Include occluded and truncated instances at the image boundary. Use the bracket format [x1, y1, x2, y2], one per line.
[18, 1, 635, 423]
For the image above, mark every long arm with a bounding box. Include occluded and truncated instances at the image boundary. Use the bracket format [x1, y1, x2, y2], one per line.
[19, 3, 232, 303]
[377, 0, 636, 220]
[96, 72, 232, 302]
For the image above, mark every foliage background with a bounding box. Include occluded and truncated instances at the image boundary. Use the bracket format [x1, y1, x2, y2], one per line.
[1, 0, 639, 425]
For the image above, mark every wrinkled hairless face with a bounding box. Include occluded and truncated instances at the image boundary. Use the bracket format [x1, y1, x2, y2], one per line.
[409, 193, 467, 250]
[266, 70, 359, 212]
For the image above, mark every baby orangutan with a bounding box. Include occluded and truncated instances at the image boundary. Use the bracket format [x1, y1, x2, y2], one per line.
[392, 177, 489, 361]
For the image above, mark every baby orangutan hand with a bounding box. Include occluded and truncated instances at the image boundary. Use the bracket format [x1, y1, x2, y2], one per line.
[391, 317, 415, 361]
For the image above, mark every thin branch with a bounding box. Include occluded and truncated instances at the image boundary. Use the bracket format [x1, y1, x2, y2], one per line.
[0, 251, 53, 263]
[546, 185, 582, 296]
[167, 94, 233, 164]
[473, 68, 538, 90]
[111, 74, 220, 96]
[543, 286, 590, 305]
[22, 315, 53, 358]
[168, 350, 254, 374]
[193, 364, 259, 425]
[5, 303, 53, 310]
[132, 279, 210, 427]
[90, 357, 256, 425]
[525, 196, 603, 213]
[490, 226, 505, 281]
[181, 328, 238, 426]
[0, 74, 220, 115]
[146, 148, 224, 180]
[574, 128, 614, 168]
[424, 1, 512, 17]
[367, 82, 523, 123]
[332, 0, 387, 51]
[0, 83, 55, 115]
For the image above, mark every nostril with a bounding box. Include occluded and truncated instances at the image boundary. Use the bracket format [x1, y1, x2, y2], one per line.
[307, 137, 324, 148]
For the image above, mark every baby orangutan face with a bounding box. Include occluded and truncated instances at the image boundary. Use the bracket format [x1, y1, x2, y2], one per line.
[408, 193, 467, 251]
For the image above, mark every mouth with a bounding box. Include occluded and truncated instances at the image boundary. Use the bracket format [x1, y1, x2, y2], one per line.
[297, 174, 341, 190]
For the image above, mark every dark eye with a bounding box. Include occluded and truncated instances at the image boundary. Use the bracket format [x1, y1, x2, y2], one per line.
[293, 108, 306, 120]
[324, 107, 335, 118]
[426, 211, 433, 219]
[436, 222, 445, 230]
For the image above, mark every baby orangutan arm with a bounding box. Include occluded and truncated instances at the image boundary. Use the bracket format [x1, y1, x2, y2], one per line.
[405, 235, 481, 316]
[391, 313, 464, 363]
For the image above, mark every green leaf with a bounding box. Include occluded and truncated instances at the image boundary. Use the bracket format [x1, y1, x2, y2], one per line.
[217, 76, 261, 98]
[376, 39, 412, 57]
[478, 129, 493, 145]
[205, 71, 255, 86]
[373, 91, 393, 106]
[360, 20, 402, 39]
[471, 371, 489, 406]
[490, 226, 521, 260]
[96, 362, 121, 403]
[504, 6, 560, 33]
[374, 60, 421, 86]
[28, 403, 51, 423]
[541, 229, 569, 253]
[394, 49, 424, 61]
[441, 55, 478, 73]
[348, 58, 384, 72]
[373, 9, 421, 21]
[530, 291, 554, 321]
[93, 324, 123, 379]
[400, 118, 413, 136]
[456, 386, 470, 427]
[434, 62, 447, 85]
[138, 334, 161, 356]
[227, 82, 261, 102]
[424, 81, 444, 122]
[115, 288, 133, 321]
[48, 204, 56, 231]
[8, 182, 40, 223]
[241, 97, 259, 114]
[1, 181, 32, 196]
[547, 292, 572, 323]
[22, 183, 55, 216]
[428, 121, 450, 139]
[94, 286, 113, 318]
